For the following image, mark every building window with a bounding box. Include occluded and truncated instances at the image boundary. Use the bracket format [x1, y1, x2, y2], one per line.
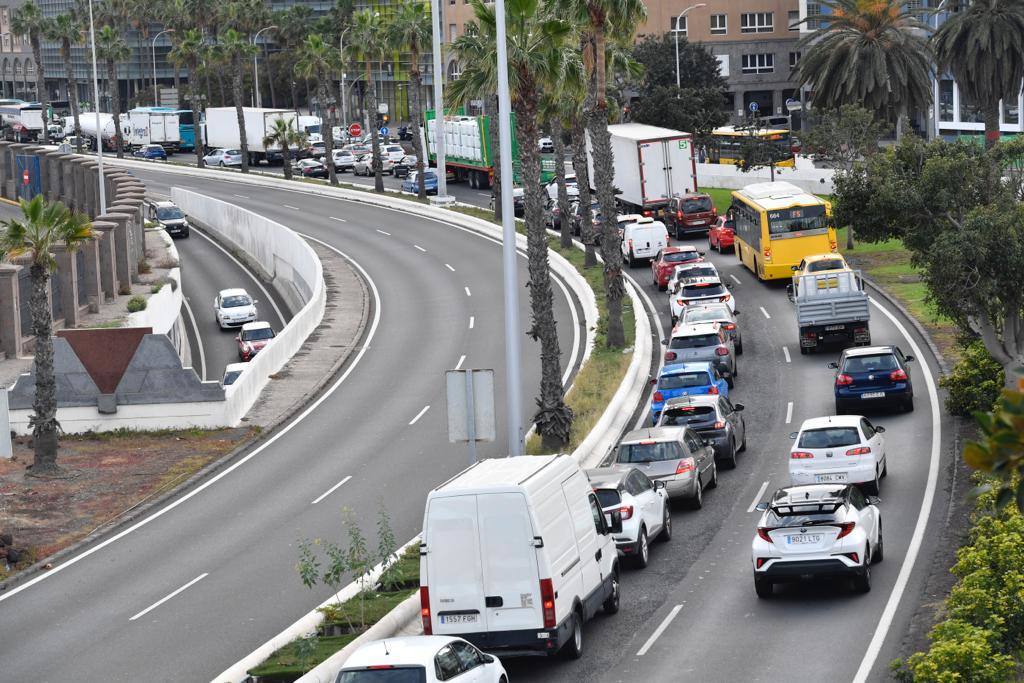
[741, 12, 774, 33]
[710, 14, 727, 35]
[741, 53, 774, 74]
[939, 79, 954, 122]
[806, 2, 822, 29]
[449, 23, 457, 42]
[788, 10, 800, 30]
[960, 94, 984, 123]
[670, 15, 688, 35]
[716, 54, 730, 77]
[789, 51, 801, 68]
[905, 0, 923, 9]
[1004, 98, 1020, 125]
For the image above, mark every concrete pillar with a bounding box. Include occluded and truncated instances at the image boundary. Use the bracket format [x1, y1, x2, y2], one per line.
[41, 150, 63, 202]
[0, 263, 22, 358]
[79, 235, 102, 313]
[90, 219, 119, 300]
[80, 160, 99, 217]
[58, 154, 77, 209]
[6, 143, 28, 201]
[110, 201, 144, 282]
[72, 159, 90, 214]
[98, 212, 133, 287]
[51, 242, 79, 328]
[0, 140, 12, 199]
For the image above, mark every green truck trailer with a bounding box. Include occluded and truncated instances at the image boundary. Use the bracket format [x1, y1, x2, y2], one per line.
[424, 109, 557, 189]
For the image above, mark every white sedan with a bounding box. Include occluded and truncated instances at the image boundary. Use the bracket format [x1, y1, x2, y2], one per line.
[203, 148, 243, 167]
[789, 415, 887, 494]
[337, 636, 508, 682]
[214, 288, 258, 329]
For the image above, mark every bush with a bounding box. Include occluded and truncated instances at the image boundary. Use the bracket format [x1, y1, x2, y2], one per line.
[939, 340, 1003, 416]
[150, 283, 163, 294]
[126, 296, 147, 313]
[897, 620, 1016, 682]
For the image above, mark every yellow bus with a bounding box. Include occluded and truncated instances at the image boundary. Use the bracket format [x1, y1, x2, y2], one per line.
[730, 181, 836, 281]
[708, 126, 796, 168]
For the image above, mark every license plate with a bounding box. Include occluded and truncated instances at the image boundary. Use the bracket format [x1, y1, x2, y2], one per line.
[787, 534, 822, 545]
[825, 324, 845, 331]
[861, 392, 885, 399]
[815, 473, 848, 483]
[439, 614, 479, 625]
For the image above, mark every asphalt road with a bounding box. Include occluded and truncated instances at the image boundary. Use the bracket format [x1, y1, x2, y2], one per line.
[0, 166, 586, 681]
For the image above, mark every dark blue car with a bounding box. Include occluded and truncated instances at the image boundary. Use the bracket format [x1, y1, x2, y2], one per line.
[134, 144, 167, 160]
[650, 361, 729, 422]
[830, 345, 915, 414]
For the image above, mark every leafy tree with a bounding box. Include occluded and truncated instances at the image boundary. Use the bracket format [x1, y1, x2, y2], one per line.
[385, 0, 431, 198]
[933, 0, 1024, 149]
[169, 28, 207, 167]
[12, 2, 51, 144]
[630, 85, 728, 146]
[964, 391, 1024, 514]
[263, 116, 306, 181]
[940, 340, 1005, 417]
[296, 33, 341, 185]
[631, 33, 726, 91]
[46, 12, 84, 153]
[95, 25, 129, 158]
[218, 28, 256, 173]
[346, 9, 387, 193]
[0, 196, 94, 475]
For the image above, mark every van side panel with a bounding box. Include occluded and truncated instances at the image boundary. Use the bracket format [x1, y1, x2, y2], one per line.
[561, 472, 602, 617]
[478, 492, 543, 631]
[424, 494, 488, 634]
[531, 479, 580, 624]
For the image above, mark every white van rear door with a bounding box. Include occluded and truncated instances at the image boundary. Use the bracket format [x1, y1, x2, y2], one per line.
[424, 495, 488, 634]
[478, 492, 543, 631]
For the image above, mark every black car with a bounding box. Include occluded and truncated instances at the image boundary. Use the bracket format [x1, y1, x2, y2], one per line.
[293, 159, 328, 178]
[394, 155, 418, 178]
[656, 395, 746, 468]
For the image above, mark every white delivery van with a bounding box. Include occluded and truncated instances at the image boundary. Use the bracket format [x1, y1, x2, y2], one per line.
[420, 455, 622, 659]
[621, 216, 670, 266]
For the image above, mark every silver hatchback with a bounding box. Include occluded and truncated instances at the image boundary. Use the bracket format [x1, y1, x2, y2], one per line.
[611, 426, 717, 509]
[663, 321, 737, 387]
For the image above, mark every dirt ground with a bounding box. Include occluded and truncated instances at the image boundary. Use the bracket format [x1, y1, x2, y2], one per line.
[0, 427, 255, 581]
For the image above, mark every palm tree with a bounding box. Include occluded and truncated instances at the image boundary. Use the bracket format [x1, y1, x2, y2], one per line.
[347, 9, 387, 193]
[0, 196, 94, 475]
[47, 12, 84, 153]
[96, 25, 129, 158]
[169, 28, 207, 167]
[296, 34, 341, 185]
[796, 0, 933, 135]
[263, 115, 306, 180]
[450, 0, 575, 448]
[11, 1, 51, 144]
[276, 5, 315, 110]
[385, 0, 431, 198]
[159, 0, 195, 101]
[218, 28, 256, 173]
[569, 0, 646, 349]
[933, 0, 1024, 149]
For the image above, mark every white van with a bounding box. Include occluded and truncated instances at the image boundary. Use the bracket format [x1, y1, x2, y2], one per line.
[621, 216, 669, 266]
[419, 455, 622, 659]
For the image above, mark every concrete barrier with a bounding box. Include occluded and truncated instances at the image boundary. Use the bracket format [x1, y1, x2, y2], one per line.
[695, 158, 835, 194]
[126, 229, 182, 338]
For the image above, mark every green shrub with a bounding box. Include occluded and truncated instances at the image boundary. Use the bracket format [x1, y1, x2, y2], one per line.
[939, 340, 1003, 416]
[126, 296, 147, 313]
[150, 283, 163, 294]
[898, 620, 1016, 682]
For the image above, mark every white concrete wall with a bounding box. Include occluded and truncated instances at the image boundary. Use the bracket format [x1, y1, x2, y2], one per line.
[9, 399, 228, 434]
[126, 228, 182, 338]
[696, 158, 835, 194]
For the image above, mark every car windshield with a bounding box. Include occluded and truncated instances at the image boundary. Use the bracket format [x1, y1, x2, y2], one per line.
[616, 441, 684, 463]
[594, 488, 621, 508]
[226, 149, 240, 155]
[682, 197, 713, 214]
[221, 295, 251, 308]
[659, 372, 711, 389]
[843, 354, 898, 373]
[669, 334, 720, 349]
[660, 405, 717, 426]
[242, 327, 274, 341]
[681, 283, 726, 298]
[663, 251, 700, 263]
[683, 307, 730, 323]
[386, 146, 402, 152]
[768, 205, 828, 236]
[798, 427, 861, 448]
[336, 667, 427, 683]
[156, 207, 184, 220]
[807, 259, 846, 272]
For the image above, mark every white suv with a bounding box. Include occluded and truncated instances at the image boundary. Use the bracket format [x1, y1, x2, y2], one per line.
[751, 484, 882, 598]
[587, 466, 671, 568]
[789, 416, 887, 494]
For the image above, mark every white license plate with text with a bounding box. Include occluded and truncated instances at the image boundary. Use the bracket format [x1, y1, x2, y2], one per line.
[815, 473, 848, 483]
[787, 534, 822, 545]
[861, 392, 885, 399]
[439, 614, 479, 625]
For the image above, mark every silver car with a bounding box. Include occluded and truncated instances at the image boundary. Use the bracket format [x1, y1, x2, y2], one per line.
[612, 426, 717, 509]
[656, 394, 747, 468]
[680, 303, 743, 355]
[203, 148, 243, 167]
[663, 321, 737, 386]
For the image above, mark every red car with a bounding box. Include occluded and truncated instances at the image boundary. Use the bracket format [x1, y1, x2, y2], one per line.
[708, 214, 736, 254]
[236, 321, 276, 361]
[650, 245, 705, 290]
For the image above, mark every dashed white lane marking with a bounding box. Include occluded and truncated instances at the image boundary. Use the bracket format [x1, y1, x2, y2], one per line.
[455, 354, 466, 370]
[445, 263, 455, 272]
[469, 316, 475, 329]
[464, 287, 472, 297]
[637, 605, 683, 656]
[376, 229, 390, 236]
[414, 244, 427, 252]
[759, 306, 771, 319]
[747, 481, 770, 513]
[129, 573, 209, 621]
[785, 401, 794, 424]
[729, 273, 741, 285]
[233, 194, 249, 199]
[409, 405, 430, 425]
[783, 346, 791, 363]
[284, 204, 300, 210]
[311, 475, 353, 505]
[330, 216, 346, 222]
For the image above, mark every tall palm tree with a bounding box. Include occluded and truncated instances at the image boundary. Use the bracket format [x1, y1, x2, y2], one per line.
[295, 33, 340, 185]
[933, 0, 1024, 149]
[47, 12, 84, 153]
[569, 0, 646, 349]
[263, 115, 306, 180]
[96, 25, 129, 158]
[218, 28, 256, 173]
[11, 1, 51, 144]
[276, 5, 315, 110]
[159, 0, 195, 101]
[796, 0, 933, 135]
[386, 0, 431, 198]
[0, 196, 94, 475]
[169, 28, 207, 167]
[347, 9, 387, 193]
[450, 0, 575, 448]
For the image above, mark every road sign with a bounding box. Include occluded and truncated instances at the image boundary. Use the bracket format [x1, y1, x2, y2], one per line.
[21, 169, 29, 185]
[446, 369, 496, 464]
[786, 98, 802, 112]
[749, 101, 759, 113]
[379, 126, 389, 137]
[348, 122, 362, 138]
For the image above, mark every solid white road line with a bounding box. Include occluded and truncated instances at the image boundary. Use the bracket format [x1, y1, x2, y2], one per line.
[330, 216, 346, 222]
[782, 346, 791, 363]
[284, 205, 300, 211]
[729, 273, 741, 285]
[181, 296, 207, 381]
[747, 481, 770, 513]
[129, 573, 208, 621]
[409, 405, 430, 426]
[414, 245, 427, 252]
[445, 263, 455, 272]
[0, 235, 383, 605]
[233, 194, 249, 199]
[310, 475, 353, 505]
[853, 297, 941, 683]
[455, 354, 465, 370]
[469, 316, 475, 329]
[376, 229, 390, 236]
[785, 401, 793, 424]
[759, 306, 771, 319]
[464, 286, 472, 297]
[637, 605, 683, 656]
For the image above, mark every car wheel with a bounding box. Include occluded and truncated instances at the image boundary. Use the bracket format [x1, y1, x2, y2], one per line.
[740, 431, 748, 452]
[873, 524, 884, 564]
[754, 576, 773, 599]
[632, 527, 650, 569]
[564, 610, 584, 659]
[800, 346, 809, 355]
[657, 504, 672, 542]
[627, 251, 635, 268]
[732, 362, 739, 378]
[853, 559, 872, 593]
[904, 397, 915, 413]
[736, 340, 743, 356]
[708, 461, 718, 489]
[726, 374, 735, 389]
[602, 568, 620, 615]
[218, 161, 225, 167]
[688, 480, 703, 510]
[864, 468, 880, 496]
[722, 439, 738, 469]
[881, 457, 888, 478]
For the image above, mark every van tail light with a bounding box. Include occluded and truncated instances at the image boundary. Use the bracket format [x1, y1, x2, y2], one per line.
[790, 451, 814, 459]
[618, 505, 634, 521]
[835, 374, 854, 386]
[665, 351, 677, 361]
[713, 421, 726, 429]
[676, 458, 695, 474]
[715, 347, 729, 356]
[540, 578, 557, 628]
[835, 522, 855, 540]
[846, 447, 871, 456]
[677, 299, 685, 307]
[628, 238, 634, 250]
[890, 368, 908, 381]
[757, 527, 774, 543]
[420, 587, 432, 635]
[653, 391, 664, 403]
[708, 385, 719, 395]
[643, 210, 653, 217]
[830, 240, 838, 252]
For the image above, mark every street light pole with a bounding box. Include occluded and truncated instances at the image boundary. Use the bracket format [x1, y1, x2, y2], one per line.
[429, 0, 447, 198]
[339, 28, 349, 131]
[88, 0, 105, 215]
[252, 26, 277, 108]
[151, 29, 174, 107]
[674, 3, 706, 89]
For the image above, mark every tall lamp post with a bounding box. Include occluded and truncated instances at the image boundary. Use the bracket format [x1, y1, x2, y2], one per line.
[339, 27, 350, 131]
[151, 28, 174, 107]
[252, 25, 277, 108]
[87, 0, 105, 215]
[674, 3, 706, 88]
[429, 0, 447, 199]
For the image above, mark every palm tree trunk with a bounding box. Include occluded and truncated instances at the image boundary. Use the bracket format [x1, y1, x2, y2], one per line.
[984, 102, 1000, 149]
[515, 88, 571, 449]
[266, 48, 277, 108]
[109, 60, 125, 158]
[216, 71, 226, 107]
[367, 64, 384, 193]
[490, 94, 502, 222]
[233, 58, 249, 173]
[290, 77, 299, 110]
[409, 52, 426, 199]
[63, 42, 83, 153]
[281, 137, 293, 180]
[571, 115, 596, 267]
[31, 36, 49, 144]
[587, 107, 626, 348]
[190, 59, 204, 168]
[28, 264, 59, 474]
[320, 82, 338, 185]
[552, 117, 571, 249]
[173, 66, 181, 106]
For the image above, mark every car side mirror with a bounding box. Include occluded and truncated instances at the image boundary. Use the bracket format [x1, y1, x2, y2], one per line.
[827, 362, 839, 369]
[701, 437, 710, 447]
[875, 426, 885, 433]
[791, 265, 799, 271]
[755, 502, 768, 512]
[482, 654, 495, 664]
[661, 339, 668, 346]
[867, 496, 881, 506]
[789, 431, 798, 439]
[734, 310, 741, 315]
[905, 355, 915, 362]
[699, 251, 705, 256]
[607, 509, 623, 534]
[733, 403, 745, 411]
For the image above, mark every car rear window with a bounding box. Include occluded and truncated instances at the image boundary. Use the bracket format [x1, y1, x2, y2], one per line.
[594, 489, 622, 507]
[807, 259, 846, 272]
[681, 283, 726, 298]
[842, 354, 898, 373]
[798, 427, 860, 448]
[660, 406, 717, 426]
[337, 667, 428, 683]
[241, 327, 274, 341]
[683, 307, 730, 324]
[669, 334, 720, 349]
[659, 372, 711, 388]
[616, 441, 684, 463]
[674, 266, 718, 282]
[682, 197, 713, 214]
[662, 251, 700, 263]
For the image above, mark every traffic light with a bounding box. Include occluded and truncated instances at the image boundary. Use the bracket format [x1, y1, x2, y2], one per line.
[382, 114, 389, 124]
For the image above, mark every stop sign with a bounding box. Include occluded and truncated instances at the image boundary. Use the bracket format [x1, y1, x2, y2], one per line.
[348, 123, 362, 138]
[21, 169, 29, 186]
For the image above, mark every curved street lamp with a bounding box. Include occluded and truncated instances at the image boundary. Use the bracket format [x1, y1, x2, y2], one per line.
[253, 25, 277, 108]
[674, 3, 707, 89]
[152, 28, 174, 106]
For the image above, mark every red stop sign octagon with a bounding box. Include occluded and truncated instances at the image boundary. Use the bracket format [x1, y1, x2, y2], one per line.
[21, 169, 29, 185]
[348, 123, 362, 138]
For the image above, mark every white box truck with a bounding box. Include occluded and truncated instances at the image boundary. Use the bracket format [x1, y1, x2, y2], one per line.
[126, 108, 181, 152]
[420, 455, 622, 658]
[205, 107, 299, 165]
[588, 122, 697, 216]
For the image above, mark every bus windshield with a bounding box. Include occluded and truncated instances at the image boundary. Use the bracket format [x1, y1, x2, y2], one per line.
[767, 205, 828, 237]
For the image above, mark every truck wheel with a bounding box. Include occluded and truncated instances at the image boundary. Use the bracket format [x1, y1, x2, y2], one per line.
[564, 610, 584, 659]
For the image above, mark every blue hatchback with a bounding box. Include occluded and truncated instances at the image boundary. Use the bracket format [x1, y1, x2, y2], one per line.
[134, 144, 167, 160]
[650, 361, 729, 422]
[402, 170, 438, 195]
[830, 345, 915, 413]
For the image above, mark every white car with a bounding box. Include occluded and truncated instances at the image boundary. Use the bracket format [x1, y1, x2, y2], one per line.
[383, 143, 406, 162]
[587, 466, 671, 568]
[668, 261, 719, 293]
[789, 415, 887, 494]
[752, 484, 882, 598]
[539, 136, 555, 153]
[337, 636, 508, 682]
[545, 173, 579, 201]
[621, 217, 670, 266]
[674, 275, 736, 314]
[214, 288, 257, 329]
[221, 362, 246, 386]
[203, 148, 243, 167]
[331, 148, 355, 172]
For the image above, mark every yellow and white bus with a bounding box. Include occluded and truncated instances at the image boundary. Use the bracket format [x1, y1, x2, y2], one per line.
[708, 126, 796, 168]
[730, 181, 836, 281]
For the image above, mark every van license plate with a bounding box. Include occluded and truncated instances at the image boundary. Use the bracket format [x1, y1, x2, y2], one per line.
[439, 614, 479, 625]
[861, 392, 885, 399]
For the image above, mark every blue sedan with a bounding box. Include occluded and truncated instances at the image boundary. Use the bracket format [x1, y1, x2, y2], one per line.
[134, 144, 167, 160]
[402, 170, 438, 195]
[650, 361, 729, 422]
[830, 345, 915, 413]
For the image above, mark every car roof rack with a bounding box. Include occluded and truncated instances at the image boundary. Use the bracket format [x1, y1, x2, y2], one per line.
[770, 499, 843, 515]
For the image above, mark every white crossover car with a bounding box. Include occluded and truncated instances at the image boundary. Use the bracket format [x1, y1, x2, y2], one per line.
[587, 465, 672, 568]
